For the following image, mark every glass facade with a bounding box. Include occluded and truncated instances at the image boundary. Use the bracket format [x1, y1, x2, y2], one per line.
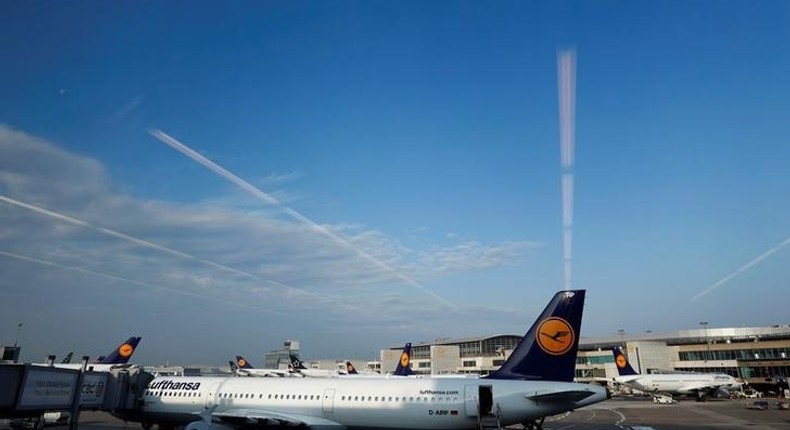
[679, 347, 790, 362]
[577, 355, 614, 365]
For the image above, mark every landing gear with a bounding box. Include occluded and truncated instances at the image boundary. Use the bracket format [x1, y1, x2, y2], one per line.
[522, 417, 545, 429]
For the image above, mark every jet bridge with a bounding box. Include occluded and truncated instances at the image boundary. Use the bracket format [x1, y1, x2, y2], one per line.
[0, 361, 153, 429]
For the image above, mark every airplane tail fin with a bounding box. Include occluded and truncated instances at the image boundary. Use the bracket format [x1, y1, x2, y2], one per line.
[290, 354, 307, 370]
[229, 360, 239, 374]
[345, 361, 359, 374]
[485, 290, 585, 382]
[97, 336, 141, 364]
[393, 343, 415, 376]
[235, 355, 254, 369]
[612, 346, 639, 376]
[61, 352, 73, 364]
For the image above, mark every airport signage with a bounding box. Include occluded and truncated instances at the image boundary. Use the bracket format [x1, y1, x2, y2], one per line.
[78, 372, 108, 407]
[16, 366, 78, 410]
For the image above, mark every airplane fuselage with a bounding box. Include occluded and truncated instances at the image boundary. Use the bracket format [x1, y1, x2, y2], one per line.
[615, 373, 739, 395]
[116, 375, 606, 429]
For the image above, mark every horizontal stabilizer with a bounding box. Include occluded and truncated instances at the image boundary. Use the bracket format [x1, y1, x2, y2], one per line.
[525, 389, 597, 403]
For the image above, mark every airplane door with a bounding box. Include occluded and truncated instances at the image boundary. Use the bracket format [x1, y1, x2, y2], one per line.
[464, 385, 478, 417]
[478, 385, 493, 416]
[322, 388, 335, 413]
[205, 381, 222, 409]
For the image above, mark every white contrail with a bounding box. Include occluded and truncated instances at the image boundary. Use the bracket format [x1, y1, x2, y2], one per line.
[558, 49, 577, 291]
[558, 50, 576, 170]
[148, 128, 457, 309]
[0, 195, 256, 279]
[562, 173, 574, 228]
[0, 250, 261, 310]
[689, 236, 790, 302]
[0, 194, 361, 313]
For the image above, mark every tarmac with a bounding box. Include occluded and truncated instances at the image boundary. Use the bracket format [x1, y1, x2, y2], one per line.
[19, 397, 790, 430]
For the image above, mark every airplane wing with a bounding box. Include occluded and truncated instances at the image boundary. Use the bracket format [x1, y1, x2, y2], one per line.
[677, 383, 722, 394]
[211, 408, 346, 428]
[526, 389, 598, 403]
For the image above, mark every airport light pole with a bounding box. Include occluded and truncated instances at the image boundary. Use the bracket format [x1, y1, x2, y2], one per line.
[13, 322, 23, 347]
[699, 321, 710, 362]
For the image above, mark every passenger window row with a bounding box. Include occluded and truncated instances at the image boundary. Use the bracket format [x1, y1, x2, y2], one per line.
[145, 391, 199, 397]
[145, 390, 459, 404]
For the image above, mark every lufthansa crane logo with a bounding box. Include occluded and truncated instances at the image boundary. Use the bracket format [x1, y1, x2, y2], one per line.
[400, 352, 410, 367]
[616, 354, 627, 368]
[238, 359, 247, 367]
[537, 317, 574, 356]
[118, 343, 134, 358]
[346, 363, 354, 372]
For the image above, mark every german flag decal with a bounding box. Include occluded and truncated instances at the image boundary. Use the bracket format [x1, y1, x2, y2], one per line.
[536, 317, 574, 356]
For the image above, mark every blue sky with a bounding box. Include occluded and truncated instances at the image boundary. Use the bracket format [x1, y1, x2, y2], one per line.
[1, 1, 788, 366]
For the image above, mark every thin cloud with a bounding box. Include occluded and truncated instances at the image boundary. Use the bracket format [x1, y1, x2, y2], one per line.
[416, 240, 540, 276]
[0, 250, 260, 310]
[0, 124, 542, 359]
[148, 128, 457, 309]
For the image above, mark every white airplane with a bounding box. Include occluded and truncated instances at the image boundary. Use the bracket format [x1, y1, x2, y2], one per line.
[34, 336, 142, 371]
[339, 343, 413, 378]
[231, 355, 302, 378]
[113, 290, 607, 430]
[612, 346, 741, 401]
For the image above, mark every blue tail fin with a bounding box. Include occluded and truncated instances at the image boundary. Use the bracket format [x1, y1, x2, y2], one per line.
[485, 290, 585, 382]
[612, 346, 639, 376]
[61, 352, 73, 364]
[235, 355, 255, 369]
[96, 336, 141, 364]
[345, 361, 359, 374]
[393, 343, 415, 376]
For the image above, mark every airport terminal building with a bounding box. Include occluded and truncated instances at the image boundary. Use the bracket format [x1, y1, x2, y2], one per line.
[379, 325, 790, 388]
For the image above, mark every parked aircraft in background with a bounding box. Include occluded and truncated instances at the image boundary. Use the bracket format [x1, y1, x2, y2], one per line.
[392, 342, 415, 376]
[612, 346, 741, 401]
[232, 355, 300, 378]
[115, 290, 607, 430]
[35, 336, 142, 371]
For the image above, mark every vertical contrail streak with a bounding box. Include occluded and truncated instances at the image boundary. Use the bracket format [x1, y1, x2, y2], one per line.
[558, 49, 577, 291]
[148, 128, 457, 309]
[689, 236, 790, 302]
[0, 194, 362, 313]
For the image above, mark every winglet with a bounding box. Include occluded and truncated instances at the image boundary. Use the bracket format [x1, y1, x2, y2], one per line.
[393, 343, 415, 376]
[612, 346, 639, 376]
[97, 336, 141, 364]
[485, 290, 585, 382]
